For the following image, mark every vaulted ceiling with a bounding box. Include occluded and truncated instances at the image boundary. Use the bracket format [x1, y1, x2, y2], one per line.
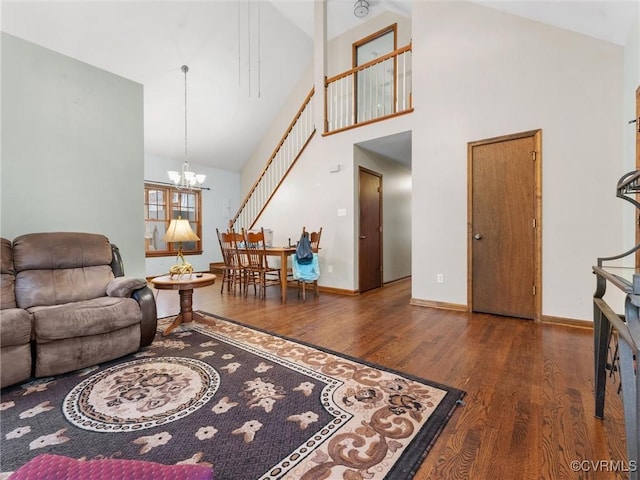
[2, 1, 637, 173]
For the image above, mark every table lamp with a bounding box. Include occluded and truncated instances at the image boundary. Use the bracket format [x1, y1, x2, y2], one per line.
[163, 217, 200, 276]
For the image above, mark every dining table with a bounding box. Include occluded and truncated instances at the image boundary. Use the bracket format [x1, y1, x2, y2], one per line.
[264, 245, 297, 302]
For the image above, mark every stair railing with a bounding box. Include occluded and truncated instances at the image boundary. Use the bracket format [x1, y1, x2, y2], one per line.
[325, 42, 412, 134]
[230, 87, 316, 232]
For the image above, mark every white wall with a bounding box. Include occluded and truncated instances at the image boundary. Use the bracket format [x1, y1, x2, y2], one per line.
[326, 10, 412, 76]
[245, 9, 414, 291]
[144, 154, 241, 277]
[257, 114, 414, 291]
[241, 66, 313, 196]
[256, 1, 628, 321]
[411, 1, 624, 320]
[606, 15, 640, 313]
[242, 9, 411, 196]
[1, 33, 147, 277]
[256, 135, 358, 290]
[622, 16, 640, 257]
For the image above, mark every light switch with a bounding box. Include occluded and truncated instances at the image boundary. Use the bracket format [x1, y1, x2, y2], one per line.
[337, 208, 347, 217]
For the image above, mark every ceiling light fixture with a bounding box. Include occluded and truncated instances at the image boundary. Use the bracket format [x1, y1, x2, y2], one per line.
[167, 65, 206, 190]
[354, 0, 369, 18]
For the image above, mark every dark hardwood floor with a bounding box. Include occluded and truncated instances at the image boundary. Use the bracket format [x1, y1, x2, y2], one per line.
[154, 278, 627, 479]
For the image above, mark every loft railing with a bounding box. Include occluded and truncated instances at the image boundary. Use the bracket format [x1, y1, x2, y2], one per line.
[325, 42, 412, 134]
[230, 87, 316, 231]
[230, 45, 412, 231]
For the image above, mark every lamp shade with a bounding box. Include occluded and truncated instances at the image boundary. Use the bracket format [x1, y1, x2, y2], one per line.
[163, 218, 200, 243]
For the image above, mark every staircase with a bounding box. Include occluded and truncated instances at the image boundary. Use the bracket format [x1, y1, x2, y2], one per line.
[229, 87, 316, 232]
[229, 42, 413, 231]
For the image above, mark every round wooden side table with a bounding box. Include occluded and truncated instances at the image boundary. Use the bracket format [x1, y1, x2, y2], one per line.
[151, 273, 216, 336]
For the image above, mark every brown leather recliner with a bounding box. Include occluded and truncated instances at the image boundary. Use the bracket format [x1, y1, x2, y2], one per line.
[0, 238, 32, 387]
[1, 232, 157, 387]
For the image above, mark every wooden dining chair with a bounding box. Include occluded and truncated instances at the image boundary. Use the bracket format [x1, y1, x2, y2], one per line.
[286, 227, 323, 284]
[307, 226, 322, 252]
[216, 228, 245, 295]
[231, 229, 251, 295]
[242, 228, 281, 299]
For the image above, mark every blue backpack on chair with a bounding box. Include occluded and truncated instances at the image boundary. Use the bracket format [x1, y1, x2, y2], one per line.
[296, 231, 313, 265]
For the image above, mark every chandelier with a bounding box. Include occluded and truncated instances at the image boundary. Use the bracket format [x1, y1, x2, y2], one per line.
[167, 65, 206, 190]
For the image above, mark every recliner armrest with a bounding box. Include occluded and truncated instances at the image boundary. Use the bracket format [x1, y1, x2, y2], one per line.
[133, 286, 157, 347]
[106, 277, 148, 298]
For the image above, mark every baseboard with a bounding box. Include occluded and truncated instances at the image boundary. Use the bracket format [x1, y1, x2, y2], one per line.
[405, 304, 592, 327]
[318, 286, 358, 296]
[320, 278, 408, 296]
[209, 262, 225, 275]
[541, 315, 593, 329]
[409, 298, 468, 312]
[383, 276, 411, 285]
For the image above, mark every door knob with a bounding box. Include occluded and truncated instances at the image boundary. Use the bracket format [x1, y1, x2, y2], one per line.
[360, 235, 366, 239]
[474, 233, 483, 240]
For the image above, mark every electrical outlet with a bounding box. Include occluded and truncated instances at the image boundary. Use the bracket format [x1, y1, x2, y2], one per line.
[437, 273, 444, 284]
[327, 265, 333, 273]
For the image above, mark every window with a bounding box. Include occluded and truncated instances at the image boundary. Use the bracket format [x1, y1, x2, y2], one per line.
[353, 24, 397, 123]
[144, 183, 202, 257]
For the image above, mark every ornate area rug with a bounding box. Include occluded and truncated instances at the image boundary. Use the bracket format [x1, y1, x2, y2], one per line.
[1, 312, 465, 479]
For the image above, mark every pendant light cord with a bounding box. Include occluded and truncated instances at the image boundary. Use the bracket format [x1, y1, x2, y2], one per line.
[257, 0, 261, 98]
[166, 64, 206, 190]
[182, 65, 189, 160]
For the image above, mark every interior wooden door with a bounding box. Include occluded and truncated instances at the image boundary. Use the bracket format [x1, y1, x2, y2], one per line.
[469, 131, 540, 319]
[359, 167, 382, 293]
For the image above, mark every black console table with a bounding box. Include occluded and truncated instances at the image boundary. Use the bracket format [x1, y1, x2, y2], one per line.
[593, 170, 640, 480]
